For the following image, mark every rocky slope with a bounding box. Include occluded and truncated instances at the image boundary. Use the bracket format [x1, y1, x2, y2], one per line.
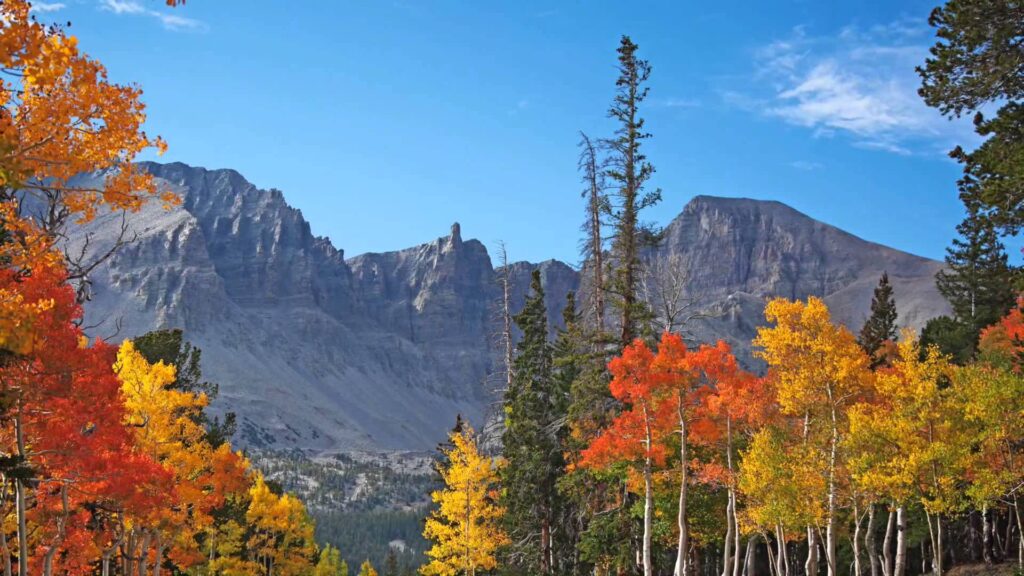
[72, 163, 948, 454]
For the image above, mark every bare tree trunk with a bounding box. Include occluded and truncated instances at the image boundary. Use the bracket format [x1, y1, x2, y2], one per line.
[825, 406, 838, 576]
[882, 509, 895, 576]
[0, 477, 13, 576]
[643, 460, 653, 576]
[779, 525, 790, 576]
[675, 401, 689, 576]
[579, 132, 605, 333]
[41, 484, 70, 576]
[14, 407, 27, 576]
[865, 503, 880, 576]
[642, 403, 654, 576]
[153, 536, 165, 576]
[743, 535, 756, 576]
[718, 418, 733, 576]
[732, 492, 743, 576]
[138, 531, 151, 576]
[1013, 493, 1024, 571]
[853, 501, 863, 576]
[894, 507, 907, 576]
[805, 526, 819, 576]
[983, 504, 993, 565]
[765, 532, 779, 576]
[497, 241, 514, 392]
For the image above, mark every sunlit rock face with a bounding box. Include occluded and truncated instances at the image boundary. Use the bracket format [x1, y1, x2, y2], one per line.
[74, 164, 946, 453]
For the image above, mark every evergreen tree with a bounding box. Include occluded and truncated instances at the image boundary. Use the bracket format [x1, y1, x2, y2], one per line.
[935, 202, 1017, 348]
[383, 548, 399, 576]
[859, 272, 898, 365]
[578, 133, 608, 333]
[501, 270, 566, 575]
[602, 35, 662, 346]
[921, 315, 977, 366]
[559, 299, 634, 575]
[133, 328, 237, 446]
[918, 0, 1024, 234]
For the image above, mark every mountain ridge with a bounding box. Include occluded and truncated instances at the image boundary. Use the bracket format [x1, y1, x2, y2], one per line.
[69, 161, 949, 454]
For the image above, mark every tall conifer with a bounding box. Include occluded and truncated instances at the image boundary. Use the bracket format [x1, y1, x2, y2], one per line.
[603, 36, 661, 346]
[859, 272, 898, 366]
[501, 271, 564, 574]
[935, 202, 1017, 341]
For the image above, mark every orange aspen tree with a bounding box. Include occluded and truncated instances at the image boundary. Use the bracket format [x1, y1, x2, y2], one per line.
[581, 337, 675, 576]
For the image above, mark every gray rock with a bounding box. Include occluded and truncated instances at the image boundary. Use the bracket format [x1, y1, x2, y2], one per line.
[72, 164, 948, 454]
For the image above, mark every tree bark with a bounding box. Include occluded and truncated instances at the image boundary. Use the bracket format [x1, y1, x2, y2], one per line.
[983, 504, 994, 565]
[894, 507, 907, 576]
[1013, 493, 1024, 571]
[642, 404, 654, 576]
[853, 501, 863, 576]
[732, 492, 742, 576]
[742, 535, 756, 576]
[825, 402, 838, 576]
[14, 407, 28, 576]
[865, 503, 880, 576]
[805, 526, 819, 576]
[675, 400, 689, 576]
[882, 509, 895, 576]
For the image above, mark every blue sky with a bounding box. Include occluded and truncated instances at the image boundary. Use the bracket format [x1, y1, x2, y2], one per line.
[31, 0, 1016, 264]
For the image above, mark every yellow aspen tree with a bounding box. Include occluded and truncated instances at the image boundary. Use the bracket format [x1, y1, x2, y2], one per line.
[754, 297, 871, 576]
[422, 423, 508, 576]
[359, 559, 379, 576]
[115, 340, 211, 572]
[847, 334, 968, 576]
[739, 425, 825, 576]
[955, 362, 1024, 569]
[246, 475, 317, 576]
[314, 545, 349, 576]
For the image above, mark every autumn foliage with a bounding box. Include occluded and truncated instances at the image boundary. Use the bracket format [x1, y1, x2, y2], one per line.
[0, 2, 323, 574]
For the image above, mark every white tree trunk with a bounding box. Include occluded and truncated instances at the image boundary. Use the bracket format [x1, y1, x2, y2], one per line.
[894, 507, 907, 576]
[675, 403, 689, 576]
[805, 525, 819, 576]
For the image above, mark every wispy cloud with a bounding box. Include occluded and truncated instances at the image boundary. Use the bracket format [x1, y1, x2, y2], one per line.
[655, 97, 701, 109]
[726, 19, 976, 155]
[507, 99, 530, 115]
[30, 2, 66, 13]
[100, 0, 206, 31]
[790, 160, 824, 171]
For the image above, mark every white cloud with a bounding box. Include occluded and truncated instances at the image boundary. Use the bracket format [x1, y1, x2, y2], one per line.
[30, 2, 66, 13]
[729, 20, 976, 155]
[657, 97, 701, 109]
[153, 12, 204, 31]
[102, 0, 145, 14]
[790, 160, 824, 171]
[100, 0, 206, 32]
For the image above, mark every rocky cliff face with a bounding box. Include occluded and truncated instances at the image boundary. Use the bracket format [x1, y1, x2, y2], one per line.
[73, 163, 948, 454]
[647, 195, 949, 361]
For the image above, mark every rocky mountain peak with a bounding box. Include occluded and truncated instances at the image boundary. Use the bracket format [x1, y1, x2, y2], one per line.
[73, 168, 948, 454]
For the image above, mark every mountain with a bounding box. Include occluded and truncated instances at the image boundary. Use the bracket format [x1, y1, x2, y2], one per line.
[71, 163, 948, 454]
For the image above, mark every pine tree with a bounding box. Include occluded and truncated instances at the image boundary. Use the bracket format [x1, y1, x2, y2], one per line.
[133, 328, 237, 446]
[934, 201, 1016, 351]
[918, 0, 1024, 235]
[384, 549, 399, 576]
[602, 35, 662, 346]
[578, 133, 607, 333]
[501, 270, 566, 574]
[858, 272, 898, 365]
